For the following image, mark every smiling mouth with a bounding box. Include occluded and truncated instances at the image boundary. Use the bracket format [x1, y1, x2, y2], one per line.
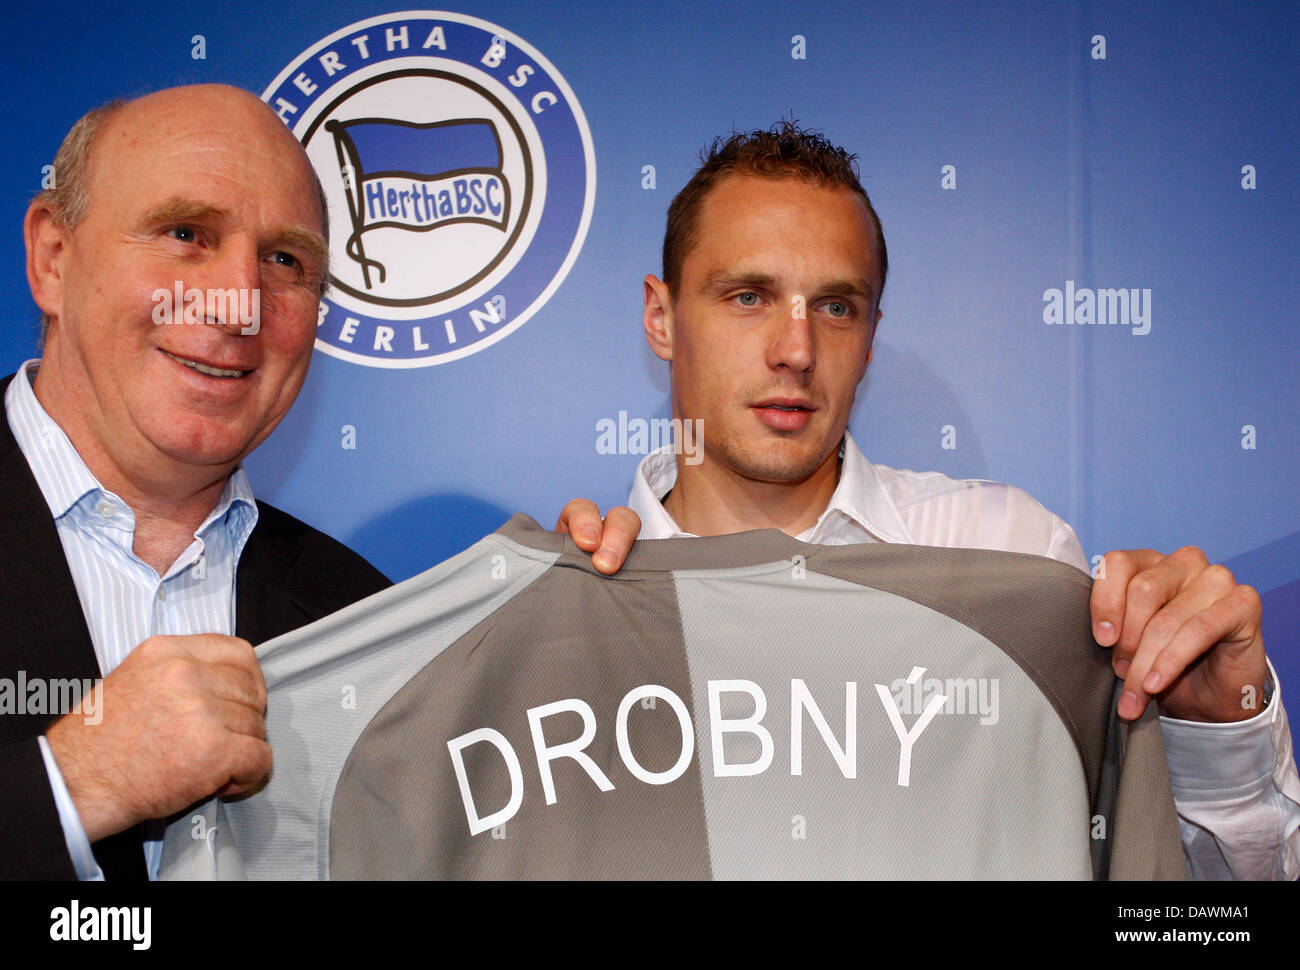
[162, 350, 249, 379]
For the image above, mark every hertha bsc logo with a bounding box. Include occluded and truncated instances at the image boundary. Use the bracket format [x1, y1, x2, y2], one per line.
[264, 12, 595, 367]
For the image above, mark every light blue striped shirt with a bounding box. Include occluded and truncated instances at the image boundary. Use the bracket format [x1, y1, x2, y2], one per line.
[7, 360, 258, 880]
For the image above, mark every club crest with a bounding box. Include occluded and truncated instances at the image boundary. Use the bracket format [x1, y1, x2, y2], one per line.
[264, 12, 595, 367]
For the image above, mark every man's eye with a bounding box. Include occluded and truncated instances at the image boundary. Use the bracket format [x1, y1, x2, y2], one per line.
[823, 300, 852, 318]
[166, 226, 197, 243]
[267, 251, 301, 270]
[734, 292, 761, 307]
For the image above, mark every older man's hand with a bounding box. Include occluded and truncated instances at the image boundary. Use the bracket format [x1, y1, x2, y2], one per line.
[45, 634, 270, 842]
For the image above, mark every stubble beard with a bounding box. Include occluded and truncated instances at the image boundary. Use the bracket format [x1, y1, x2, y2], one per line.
[708, 427, 835, 486]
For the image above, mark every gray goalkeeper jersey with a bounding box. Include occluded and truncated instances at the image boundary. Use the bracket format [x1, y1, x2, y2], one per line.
[161, 514, 1187, 880]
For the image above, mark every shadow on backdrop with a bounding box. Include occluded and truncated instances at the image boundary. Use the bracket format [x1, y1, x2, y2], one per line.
[852, 339, 987, 480]
[348, 492, 514, 584]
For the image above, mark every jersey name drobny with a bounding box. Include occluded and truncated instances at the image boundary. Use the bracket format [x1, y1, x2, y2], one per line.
[161, 515, 1187, 880]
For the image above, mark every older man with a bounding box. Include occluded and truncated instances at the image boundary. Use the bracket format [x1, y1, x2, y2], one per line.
[0, 84, 635, 880]
[630, 123, 1300, 879]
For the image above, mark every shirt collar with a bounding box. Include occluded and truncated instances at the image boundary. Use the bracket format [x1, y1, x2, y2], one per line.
[203, 462, 258, 545]
[7, 360, 101, 518]
[628, 431, 915, 544]
[627, 445, 688, 538]
[811, 433, 914, 544]
[6, 359, 257, 539]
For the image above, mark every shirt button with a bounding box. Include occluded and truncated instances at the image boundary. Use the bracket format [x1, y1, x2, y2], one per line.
[96, 502, 116, 519]
[157, 587, 167, 601]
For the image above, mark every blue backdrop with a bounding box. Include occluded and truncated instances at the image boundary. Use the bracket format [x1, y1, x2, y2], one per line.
[2, 1, 1296, 700]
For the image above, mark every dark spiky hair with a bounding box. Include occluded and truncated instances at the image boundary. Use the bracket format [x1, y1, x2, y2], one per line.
[662, 121, 887, 301]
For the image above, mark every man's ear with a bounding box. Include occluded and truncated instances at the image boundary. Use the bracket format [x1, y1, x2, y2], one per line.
[643, 274, 675, 362]
[25, 200, 67, 319]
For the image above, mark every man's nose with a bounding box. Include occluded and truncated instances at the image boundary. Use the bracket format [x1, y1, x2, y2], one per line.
[766, 297, 815, 372]
[195, 243, 263, 334]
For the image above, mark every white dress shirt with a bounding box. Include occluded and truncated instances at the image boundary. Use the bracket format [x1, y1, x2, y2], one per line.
[7, 361, 259, 880]
[628, 432, 1300, 879]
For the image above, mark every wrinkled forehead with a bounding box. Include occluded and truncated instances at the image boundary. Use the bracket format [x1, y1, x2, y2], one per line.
[85, 92, 322, 229]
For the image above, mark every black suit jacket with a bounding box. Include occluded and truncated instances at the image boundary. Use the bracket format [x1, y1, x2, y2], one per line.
[0, 374, 391, 879]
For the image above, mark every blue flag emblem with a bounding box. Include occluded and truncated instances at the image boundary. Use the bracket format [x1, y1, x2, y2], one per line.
[326, 117, 511, 289]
